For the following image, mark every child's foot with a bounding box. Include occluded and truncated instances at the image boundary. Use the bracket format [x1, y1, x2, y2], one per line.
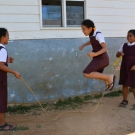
[0, 123, 16, 131]
[109, 75, 116, 91]
[106, 74, 116, 91]
[104, 81, 109, 89]
[119, 100, 128, 107]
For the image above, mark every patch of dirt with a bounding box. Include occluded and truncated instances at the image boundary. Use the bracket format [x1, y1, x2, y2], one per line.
[1, 93, 135, 135]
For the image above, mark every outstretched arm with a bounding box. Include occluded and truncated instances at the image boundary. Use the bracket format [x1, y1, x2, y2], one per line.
[0, 62, 21, 79]
[79, 41, 91, 50]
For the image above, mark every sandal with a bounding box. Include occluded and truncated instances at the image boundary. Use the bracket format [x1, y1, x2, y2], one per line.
[105, 75, 116, 91]
[105, 83, 113, 91]
[119, 100, 128, 107]
[105, 84, 109, 89]
[0, 123, 16, 131]
[109, 75, 116, 91]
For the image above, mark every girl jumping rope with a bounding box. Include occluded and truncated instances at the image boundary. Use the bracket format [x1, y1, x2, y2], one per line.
[79, 19, 115, 91]
[116, 29, 135, 107]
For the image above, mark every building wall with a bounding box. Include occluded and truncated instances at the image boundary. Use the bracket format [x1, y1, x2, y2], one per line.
[7, 37, 126, 103]
[87, 0, 135, 37]
[0, 0, 133, 103]
[0, 0, 135, 40]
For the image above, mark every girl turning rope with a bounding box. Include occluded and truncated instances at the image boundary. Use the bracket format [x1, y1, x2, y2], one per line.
[0, 28, 21, 131]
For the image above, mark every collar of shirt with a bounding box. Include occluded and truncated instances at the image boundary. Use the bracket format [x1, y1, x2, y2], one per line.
[0, 44, 5, 48]
[92, 30, 99, 36]
[127, 42, 135, 46]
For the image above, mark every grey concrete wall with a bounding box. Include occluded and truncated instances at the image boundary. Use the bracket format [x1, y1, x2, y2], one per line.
[6, 37, 127, 103]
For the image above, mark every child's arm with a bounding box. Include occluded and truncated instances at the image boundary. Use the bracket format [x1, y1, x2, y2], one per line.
[131, 65, 135, 70]
[0, 62, 21, 79]
[116, 44, 124, 58]
[8, 57, 14, 63]
[87, 42, 107, 58]
[116, 51, 124, 58]
[79, 41, 91, 50]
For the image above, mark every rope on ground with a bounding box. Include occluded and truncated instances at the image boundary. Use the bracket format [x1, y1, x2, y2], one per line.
[21, 77, 105, 121]
[21, 57, 121, 121]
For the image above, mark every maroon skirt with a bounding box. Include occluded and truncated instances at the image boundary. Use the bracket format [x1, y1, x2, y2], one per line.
[0, 70, 7, 113]
[119, 56, 135, 88]
[83, 52, 109, 74]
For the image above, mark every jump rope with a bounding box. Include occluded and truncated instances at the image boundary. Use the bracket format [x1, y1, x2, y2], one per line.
[20, 57, 122, 121]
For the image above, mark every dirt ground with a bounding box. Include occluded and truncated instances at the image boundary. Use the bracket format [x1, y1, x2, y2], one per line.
[1, 93, 135, 135]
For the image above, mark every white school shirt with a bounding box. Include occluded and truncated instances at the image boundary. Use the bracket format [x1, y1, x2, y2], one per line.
[91, 30, 105, 44]
[118, 42, 135, 52]
[0, 44, 7, 62]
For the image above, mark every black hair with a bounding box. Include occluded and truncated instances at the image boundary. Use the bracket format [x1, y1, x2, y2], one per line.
[82, 19, 95, 36]
[0, 28, 8, 39]
[128, 29, 135, 36]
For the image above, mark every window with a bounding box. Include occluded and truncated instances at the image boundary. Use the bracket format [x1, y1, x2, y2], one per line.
[66, 1, 84, 27]
[41, 0, 85, 27]
[42, 0, 62, 27]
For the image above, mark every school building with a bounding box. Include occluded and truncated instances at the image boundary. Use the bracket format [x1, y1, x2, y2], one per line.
[0, 0, 134, 103]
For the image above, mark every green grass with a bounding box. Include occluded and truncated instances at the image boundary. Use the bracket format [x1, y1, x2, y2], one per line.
[14, 126, 29, 131]
[104, 88, 132, 98]
[104, 90, 122, 97]
[36, 125, 41, 128]
[8, 89, 128, 114]
[94, 93, 103, 98]
[84, 95, 93, 101]
[8, 104, 40, 114]
[53, 96, 83, 110]
[130, 107, 135, 110]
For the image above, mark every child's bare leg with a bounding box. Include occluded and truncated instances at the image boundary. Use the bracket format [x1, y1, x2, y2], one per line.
[132, 88, 135, 97]
[132, 88, 135, 108]
[0, 113, 14, 130]
[83, 72, 113, 85]
[119, 85, 128, 107]
[122, 85, 128, 100]
[0, 113, 5, 126]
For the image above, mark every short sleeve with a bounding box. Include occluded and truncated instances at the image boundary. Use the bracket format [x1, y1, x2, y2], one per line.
[96, 33, 105, 44]
[118, 44, 124, 52]
[0, 48, 7, 62]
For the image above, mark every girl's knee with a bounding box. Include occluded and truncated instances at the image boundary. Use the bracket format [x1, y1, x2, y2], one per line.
[83, 73, 89, 78]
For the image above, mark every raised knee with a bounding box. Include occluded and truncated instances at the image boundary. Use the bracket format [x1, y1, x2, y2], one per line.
[83, 73, 88, 78]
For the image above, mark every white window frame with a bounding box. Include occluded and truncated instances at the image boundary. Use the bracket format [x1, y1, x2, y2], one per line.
[39, 0, 87, 29]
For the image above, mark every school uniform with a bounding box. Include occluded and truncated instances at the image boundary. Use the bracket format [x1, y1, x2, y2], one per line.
[119, 42, 135, 88]
[0, 44, 8, 113]
[83, 30, 109, 74]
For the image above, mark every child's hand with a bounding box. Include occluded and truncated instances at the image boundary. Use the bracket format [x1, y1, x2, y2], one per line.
[130, 65, 135, 71]
[121, 52, 124, 56]
[79, 45, 84, 50]
[8, 57, 14, 63]
[87, 52, 97, 58]
[116, 51, 124, 58]
[14, 71, 21, 79]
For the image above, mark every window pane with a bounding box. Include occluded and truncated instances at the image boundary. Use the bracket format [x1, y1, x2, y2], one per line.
[66, 1, 84, 27]
[42, 0, 62, 27]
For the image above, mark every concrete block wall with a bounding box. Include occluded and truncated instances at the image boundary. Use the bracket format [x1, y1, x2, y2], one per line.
[7, 37, 126, 103]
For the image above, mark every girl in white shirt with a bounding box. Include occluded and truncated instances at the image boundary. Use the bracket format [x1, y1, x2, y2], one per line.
[0, 28, 21, 131]
[116, 29, 135, 107]
[79, 19, 115, 91]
